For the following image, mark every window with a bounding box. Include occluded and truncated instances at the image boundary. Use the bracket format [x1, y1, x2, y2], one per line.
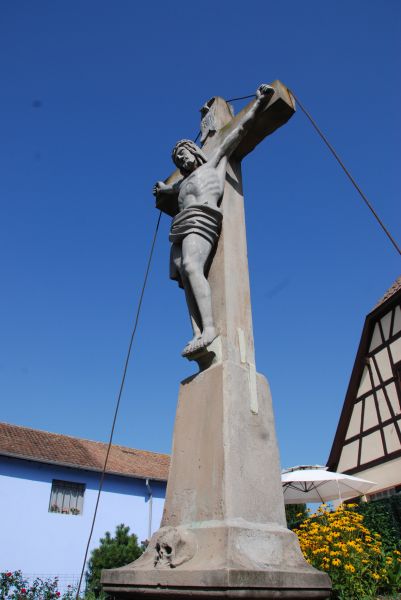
[368, 487, 396, 501]
[49, 480, 85, 516]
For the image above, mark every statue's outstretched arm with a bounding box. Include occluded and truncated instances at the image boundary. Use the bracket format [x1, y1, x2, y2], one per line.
[153, 179, 181, 198]
[209, 84, 274, 167]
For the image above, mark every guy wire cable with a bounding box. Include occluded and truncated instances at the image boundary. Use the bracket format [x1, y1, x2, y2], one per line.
[226, 93, 256, 102]
[76, 125, 201, 596]
[289, 89, 401, 257]
[75, 209, 162, 599]
[228, 87, 400, 256]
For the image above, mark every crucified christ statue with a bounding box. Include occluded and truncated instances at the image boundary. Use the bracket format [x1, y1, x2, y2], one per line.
[153, 84, 274, 358]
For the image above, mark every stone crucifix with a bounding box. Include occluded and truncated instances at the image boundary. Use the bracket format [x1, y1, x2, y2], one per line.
[102, 81, 331, 598]
[153, 84, 274, 358]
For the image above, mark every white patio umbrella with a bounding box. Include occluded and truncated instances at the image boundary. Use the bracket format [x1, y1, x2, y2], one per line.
[282, 465, 376, 504]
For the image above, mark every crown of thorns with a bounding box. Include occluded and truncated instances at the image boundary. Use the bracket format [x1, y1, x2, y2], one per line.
[172, 139, 208, 166]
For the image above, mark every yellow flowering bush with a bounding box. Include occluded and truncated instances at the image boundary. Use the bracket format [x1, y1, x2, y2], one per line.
[293, 503, 401, 599]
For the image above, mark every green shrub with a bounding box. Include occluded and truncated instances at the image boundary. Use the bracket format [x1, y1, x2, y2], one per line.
[285, 503, 308, 530]
[357, 496, 401, 551]
[85, 524, 144, 596]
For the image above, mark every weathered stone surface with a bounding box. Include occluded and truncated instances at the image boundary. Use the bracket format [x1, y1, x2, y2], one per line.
[155, 81, 295, 218]
[102, 589, 330, 599]
[101, 81, 331, 599]
[153, 84, 276, 359]
[102, 364, 331, 598]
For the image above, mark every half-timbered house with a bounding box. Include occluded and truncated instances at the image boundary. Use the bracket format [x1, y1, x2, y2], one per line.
[327, 276, 401, 499]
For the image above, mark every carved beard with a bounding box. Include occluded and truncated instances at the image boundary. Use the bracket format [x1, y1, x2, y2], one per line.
[179, 158, 197, 176]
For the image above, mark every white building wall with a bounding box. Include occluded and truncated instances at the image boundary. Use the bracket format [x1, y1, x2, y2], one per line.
[0, 456, 166, 585]
[352, 456, 401, 495]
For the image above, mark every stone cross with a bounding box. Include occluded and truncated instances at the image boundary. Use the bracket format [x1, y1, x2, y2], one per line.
[102, 81, 332, 599]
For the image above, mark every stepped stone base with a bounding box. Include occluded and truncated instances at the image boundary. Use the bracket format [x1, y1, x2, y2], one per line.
[102, 362, 331, 599]
[102, 520, 331, 598]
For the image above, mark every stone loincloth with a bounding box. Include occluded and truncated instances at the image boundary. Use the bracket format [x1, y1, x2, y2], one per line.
[169, 204, 223, 288]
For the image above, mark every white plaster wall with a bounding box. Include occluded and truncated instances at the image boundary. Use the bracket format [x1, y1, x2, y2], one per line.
[383, 423, 401, 454]
[360, 430, 383, 464]
[390, 337, 401, 363]
[357, 367, 371, 397]
[369, 357, 380, 387]
[369, 323, 382, 351]
[394, 306, 401, 335]
[337, 439, 359, 472]
[386, 383, 400, 416]
[345, 401, 362, 439]
[363, 395, 379, 430]
[377, 388, 392, 421]
[381, 312, 392, 341]
[351, 456, 401, 494]
[375, 348, 393, 381]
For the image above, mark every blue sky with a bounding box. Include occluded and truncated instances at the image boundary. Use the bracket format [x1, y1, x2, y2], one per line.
[1, 1, 400, 471]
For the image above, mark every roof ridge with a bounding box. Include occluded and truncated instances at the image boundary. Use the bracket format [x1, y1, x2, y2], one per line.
[0, 421, 170, 480]
[372, 274, 401, 310]
[0, 421, 169, 458]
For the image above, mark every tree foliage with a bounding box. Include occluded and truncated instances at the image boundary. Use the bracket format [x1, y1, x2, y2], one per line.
[285, 503, 308, 530]
[85, 524, 144, 596]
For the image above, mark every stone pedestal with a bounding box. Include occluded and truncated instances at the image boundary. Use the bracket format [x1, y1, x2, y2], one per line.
[102, 362, 331, 598]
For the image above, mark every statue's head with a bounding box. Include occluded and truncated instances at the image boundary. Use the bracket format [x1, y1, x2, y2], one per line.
[172, 139, 207, 174]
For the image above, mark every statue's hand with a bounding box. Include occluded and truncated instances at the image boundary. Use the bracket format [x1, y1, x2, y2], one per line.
[152, 181, 167, 197]
[256, 84, 274, 101]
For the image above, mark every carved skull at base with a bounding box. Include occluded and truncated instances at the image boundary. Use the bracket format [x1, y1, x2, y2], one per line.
[153, 527, 197, 569]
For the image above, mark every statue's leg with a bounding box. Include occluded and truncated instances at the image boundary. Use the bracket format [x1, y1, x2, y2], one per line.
[181, 233, 217, 352]
[182, 278, 202, 340]
[171, 243, 202, 346]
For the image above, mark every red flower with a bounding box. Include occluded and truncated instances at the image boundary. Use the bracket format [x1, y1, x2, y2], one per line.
[56, 593, 61, 597]
[5, 572, 12, 577]
[21, 589, 27, 594]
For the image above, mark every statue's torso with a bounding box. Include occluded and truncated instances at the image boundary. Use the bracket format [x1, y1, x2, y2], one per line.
[178, 164, 224, 212]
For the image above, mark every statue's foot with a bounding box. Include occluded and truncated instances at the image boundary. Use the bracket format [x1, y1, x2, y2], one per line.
[201, 326, 218, 348]
[182, 327, 218, 357]
[181, 336, 202, 357]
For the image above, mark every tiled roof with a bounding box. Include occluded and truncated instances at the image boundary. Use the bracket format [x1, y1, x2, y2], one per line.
[374, 275, 401, 310]
[0, 422, 170, 481]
